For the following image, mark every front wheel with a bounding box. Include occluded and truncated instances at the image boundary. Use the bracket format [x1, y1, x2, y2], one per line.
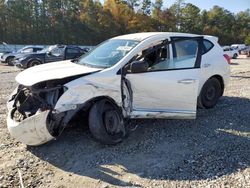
[6, 57, 14, 66]
[89, 99, 126, 145]
[28, 60, 41, 68]
[198, 78, 222, 109]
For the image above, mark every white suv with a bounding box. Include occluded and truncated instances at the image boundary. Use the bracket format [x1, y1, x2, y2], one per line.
[223, 46, 239, 59]
[7, 32, 230, 146]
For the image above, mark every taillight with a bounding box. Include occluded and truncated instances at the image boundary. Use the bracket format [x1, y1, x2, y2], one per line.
[223, 54, 231, 64]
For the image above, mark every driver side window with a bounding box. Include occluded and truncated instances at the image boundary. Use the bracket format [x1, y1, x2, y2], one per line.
[145, 46, 170, 71]
[131, 38, 199, 72]
[51, 47, 64, 56]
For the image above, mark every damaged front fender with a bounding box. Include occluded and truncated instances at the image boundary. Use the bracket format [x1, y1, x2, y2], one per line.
[54, 80, 122, 113]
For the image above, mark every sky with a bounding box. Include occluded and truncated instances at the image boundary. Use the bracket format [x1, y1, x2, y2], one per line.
[163, 0, 250, 13]
[99, 0, 250, 13]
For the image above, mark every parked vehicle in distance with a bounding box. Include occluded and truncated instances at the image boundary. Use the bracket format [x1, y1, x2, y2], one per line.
[222, 46, 239, 59]
[240, 46, 250, 57]
[14, 45, 88, 69]
[0, 45, 44, 65]
[231, 44, 246, 52]
[7, 32, 230, 146]
[0, 42, 14, 56]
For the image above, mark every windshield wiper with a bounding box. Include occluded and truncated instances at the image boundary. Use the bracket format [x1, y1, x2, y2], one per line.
[71, 58, 108, 69]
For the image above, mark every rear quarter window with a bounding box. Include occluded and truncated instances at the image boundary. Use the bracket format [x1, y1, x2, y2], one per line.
[202, 40, 214, 54]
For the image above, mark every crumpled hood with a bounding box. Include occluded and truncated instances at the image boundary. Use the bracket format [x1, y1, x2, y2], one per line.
[2, 51, 16, 58]
[16, 60, 101, 86]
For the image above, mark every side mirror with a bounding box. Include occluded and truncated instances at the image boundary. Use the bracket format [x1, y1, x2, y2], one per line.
[130, 61, 149, 73]
[47, 51, 52, 56]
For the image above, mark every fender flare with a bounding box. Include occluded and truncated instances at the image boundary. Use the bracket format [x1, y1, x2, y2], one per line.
[27, 58, 42, 66]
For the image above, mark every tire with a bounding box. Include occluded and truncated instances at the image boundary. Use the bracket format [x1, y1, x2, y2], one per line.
[89, 99, 126, 145]
[6, 57, 14, 66]
[233, 53, 238, 59]
[28, 60, 41, 68]
[198, 78, 222, 109]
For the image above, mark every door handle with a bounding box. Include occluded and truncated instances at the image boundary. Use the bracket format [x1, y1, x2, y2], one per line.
[178, 79, 196, 84]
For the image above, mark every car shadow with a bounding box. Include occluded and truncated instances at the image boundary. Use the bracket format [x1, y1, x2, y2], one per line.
[231, 75, 250, 79]
[230, 62, 239, 65]
[28, 96, 250, 186]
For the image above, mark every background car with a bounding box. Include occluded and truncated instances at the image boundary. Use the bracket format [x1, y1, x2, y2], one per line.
[0, 45, 44, 65]
[222, 46, 239, 59]
[0, 42, 14, 56]
[240, 46, 250, 57]
[14, 45, 89, 69]
[231, 44, 246, 52]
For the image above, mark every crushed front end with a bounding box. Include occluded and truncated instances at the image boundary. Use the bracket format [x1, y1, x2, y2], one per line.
[7, 81, 67, 146]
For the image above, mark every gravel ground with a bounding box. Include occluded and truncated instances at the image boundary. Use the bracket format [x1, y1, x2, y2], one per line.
[0, 59, 249, 188]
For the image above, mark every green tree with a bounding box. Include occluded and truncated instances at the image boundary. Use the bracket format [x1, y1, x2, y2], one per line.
[160, 8, 177, 31]
[169, 0, 185, 30]
[245, 34, 250, 45]
[152, 0, 163, 20]
[234, 9, 250, 44]
[180, 3, 201, 33]
[0, 0, 248, 46]
[206, 6, 236, 44]
[140, 0, 151, 15]
[104, 0, 134, 34]
[122, 0, 140, 10]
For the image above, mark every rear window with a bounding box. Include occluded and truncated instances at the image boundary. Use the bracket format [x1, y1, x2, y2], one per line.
[202, 40, 214, 54]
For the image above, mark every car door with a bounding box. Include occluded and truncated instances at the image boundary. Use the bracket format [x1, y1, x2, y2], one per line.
[45, 46, 65, 63]
[65, 47, 82, 60]
[124, 37, 203, 119]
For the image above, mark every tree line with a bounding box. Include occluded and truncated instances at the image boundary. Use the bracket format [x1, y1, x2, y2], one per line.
[0, 0, 249, 45]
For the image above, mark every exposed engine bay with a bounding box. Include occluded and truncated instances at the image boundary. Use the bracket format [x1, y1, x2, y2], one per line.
[9, 75, 85, 137]
[12, 83, 63, 122]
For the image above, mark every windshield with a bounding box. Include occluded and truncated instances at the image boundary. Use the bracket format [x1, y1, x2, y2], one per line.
[39, 45, 57, 53]
[76, 39, 139, 68]
[17, 47, 28, 53]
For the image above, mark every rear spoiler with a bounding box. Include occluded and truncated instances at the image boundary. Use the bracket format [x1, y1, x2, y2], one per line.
[204, 35, 219, 43]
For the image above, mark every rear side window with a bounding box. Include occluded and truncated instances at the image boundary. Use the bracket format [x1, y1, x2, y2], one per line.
[174, 40, 198, 57]
[202, 40, 214, 54]
[67, 48, 80, 54]
[33, 48, 42, 52]
[171, 39, 198, 69]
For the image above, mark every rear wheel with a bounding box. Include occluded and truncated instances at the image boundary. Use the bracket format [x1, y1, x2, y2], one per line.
[89, 99, 126, 145]
[233, 53, 238, 59]
[28, 60, 41, 68]
[198, 78, 222, 109]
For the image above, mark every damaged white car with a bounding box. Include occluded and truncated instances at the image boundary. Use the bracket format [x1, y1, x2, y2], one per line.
[7, 32, 230, 146]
